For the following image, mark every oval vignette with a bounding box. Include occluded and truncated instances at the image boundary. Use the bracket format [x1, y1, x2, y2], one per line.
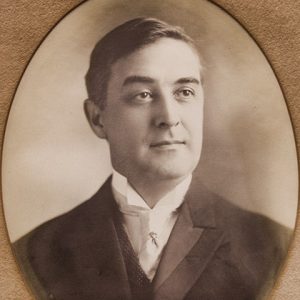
[2, 0, 298, 299]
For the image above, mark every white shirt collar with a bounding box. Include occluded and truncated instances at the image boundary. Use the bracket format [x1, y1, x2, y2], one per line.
[111, 169, 192, 281]
[111, 168, 192, 212]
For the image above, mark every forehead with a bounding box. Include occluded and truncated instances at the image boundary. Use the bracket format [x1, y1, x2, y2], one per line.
[109, 38, 202, 85]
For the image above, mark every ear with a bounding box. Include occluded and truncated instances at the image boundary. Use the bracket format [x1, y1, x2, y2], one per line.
[84, 99, 107, 139]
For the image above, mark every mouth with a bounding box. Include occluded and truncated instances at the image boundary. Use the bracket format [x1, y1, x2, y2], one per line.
[150, 140, 185, 148]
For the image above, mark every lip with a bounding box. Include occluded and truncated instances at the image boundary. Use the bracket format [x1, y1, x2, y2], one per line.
[150, 140, 185, 148]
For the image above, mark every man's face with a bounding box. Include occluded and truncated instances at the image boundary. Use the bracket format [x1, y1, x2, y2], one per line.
[98, 38, 204, 183]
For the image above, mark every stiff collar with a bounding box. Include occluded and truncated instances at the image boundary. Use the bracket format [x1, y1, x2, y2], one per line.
[111, 168, 192, 212]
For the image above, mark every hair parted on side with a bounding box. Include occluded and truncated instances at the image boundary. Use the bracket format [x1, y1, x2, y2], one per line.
[85, 17, 199, 109]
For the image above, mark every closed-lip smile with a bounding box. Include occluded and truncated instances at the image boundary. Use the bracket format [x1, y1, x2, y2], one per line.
[150, 140, 185, 147]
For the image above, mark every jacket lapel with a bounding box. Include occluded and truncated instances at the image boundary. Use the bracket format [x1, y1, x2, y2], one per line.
[77, 178, 132, 299]
[153, 182, 226, 300]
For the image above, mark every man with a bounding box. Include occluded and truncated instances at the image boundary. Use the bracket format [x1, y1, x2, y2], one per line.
[13, 18, 291, 300]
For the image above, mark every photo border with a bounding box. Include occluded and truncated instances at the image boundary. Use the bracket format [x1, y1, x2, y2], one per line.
[0, 0, 299, 298]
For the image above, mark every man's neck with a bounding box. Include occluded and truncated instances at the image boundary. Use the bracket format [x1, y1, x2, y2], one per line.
[112, 169, 191, 208]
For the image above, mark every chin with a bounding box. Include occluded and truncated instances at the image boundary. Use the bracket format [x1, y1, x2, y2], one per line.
[147, 162, 195, 181]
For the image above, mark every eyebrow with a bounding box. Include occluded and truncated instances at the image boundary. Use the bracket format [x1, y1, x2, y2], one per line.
[175, 77, 200, 85]
[122, 76, 155, 86]
[122, 75, 201, 87]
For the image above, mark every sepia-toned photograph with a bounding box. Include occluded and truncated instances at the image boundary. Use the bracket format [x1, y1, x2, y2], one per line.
[1, 0, 298, 299]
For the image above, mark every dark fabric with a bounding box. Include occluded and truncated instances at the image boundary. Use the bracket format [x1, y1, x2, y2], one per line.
[113, 210, 153, 300]
[13, 177, 292, 300]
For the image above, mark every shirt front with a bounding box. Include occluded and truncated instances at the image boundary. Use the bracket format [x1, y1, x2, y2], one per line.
[111, 169, 192, 281]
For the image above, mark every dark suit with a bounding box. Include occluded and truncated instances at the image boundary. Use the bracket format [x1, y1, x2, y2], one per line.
[13, 177, 291, 300]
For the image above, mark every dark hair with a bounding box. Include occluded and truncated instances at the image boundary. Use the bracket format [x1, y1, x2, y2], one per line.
[85, 17, 199, 109]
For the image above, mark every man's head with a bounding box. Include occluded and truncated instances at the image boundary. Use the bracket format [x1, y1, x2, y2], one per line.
[85, 17, 204, 189]
[85, 17, 201, 109]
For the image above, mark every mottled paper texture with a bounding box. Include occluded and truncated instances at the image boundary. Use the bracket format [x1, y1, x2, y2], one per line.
[0, 0, 299, 299]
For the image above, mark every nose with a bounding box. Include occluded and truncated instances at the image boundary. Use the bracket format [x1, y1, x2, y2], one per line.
[153, 93, 180, 129]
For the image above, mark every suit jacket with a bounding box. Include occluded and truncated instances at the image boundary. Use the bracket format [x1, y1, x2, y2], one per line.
[13, 177, 291, 300]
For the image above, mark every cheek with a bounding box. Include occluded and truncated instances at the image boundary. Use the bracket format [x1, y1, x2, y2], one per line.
[184, 103, 203, 131]
[105, 112, 149, 146]
[116, 116, 148, 136]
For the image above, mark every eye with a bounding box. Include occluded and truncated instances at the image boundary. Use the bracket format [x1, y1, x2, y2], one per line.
[181, 89, 194, 97]
[175, 88, 195, 101]
[139, 91, 152, 99]
[131, 91, 153, 103]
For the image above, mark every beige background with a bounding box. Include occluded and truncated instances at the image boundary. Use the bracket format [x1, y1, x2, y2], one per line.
[0, 0, 300, 299]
